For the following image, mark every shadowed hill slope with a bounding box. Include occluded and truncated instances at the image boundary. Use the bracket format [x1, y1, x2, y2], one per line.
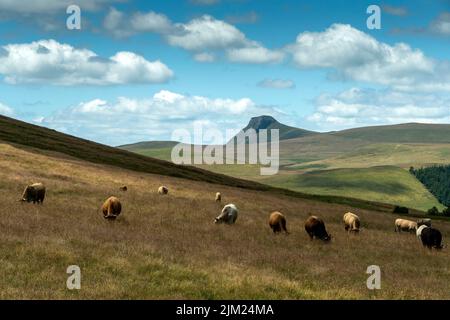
[0, 115, 261, 187]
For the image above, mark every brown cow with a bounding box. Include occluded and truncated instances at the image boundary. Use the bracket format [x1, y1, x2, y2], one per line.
[21, 183, 46, 204]
[269, 211, 288, 234]
[215, 192, 222, 202]
[102, 196, 122, 220]
[305, 216, 331, 241]
[119, 186, 128, 192]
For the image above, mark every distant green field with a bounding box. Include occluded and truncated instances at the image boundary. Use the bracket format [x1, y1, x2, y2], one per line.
[130, 147, 174, 161]
[261, 166, 445, 212]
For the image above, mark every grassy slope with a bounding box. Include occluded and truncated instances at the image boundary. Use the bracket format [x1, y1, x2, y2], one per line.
[1, 143, 449, 299]
[261, 166, 445, 212]
[289, 143, 450, 170]
[333, 123, 450, 143]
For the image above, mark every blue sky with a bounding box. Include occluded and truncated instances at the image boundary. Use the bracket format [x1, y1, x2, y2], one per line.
[0, 0, 449, 145]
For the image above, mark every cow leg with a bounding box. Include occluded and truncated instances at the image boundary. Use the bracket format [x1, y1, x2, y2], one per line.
[281, 221, 288, 234]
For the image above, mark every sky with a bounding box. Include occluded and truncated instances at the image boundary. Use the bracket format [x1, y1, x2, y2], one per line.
[0, 0, 450, 146]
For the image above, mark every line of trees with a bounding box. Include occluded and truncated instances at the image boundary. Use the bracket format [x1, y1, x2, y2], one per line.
[410, 165, 450, 216]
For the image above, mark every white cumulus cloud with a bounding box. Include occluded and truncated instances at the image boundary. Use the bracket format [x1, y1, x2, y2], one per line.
[167, 15, 247, 51]
[307, 88, 450, 130]
[227, 43, 285, 64]
[39, 90, 285, 145]
[430, 12, 450, 35]
[0, 102, 14, 116]
[287, 24, 439, 90]
[103, 11, 283, 64]
[168, 15, 283, 64]
[104, 8, 173, 37]
[0, 39, 173, 85]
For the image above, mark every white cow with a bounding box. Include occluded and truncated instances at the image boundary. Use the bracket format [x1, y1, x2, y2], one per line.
[215, 204, 238, 224]
[416, 224, 429, 239]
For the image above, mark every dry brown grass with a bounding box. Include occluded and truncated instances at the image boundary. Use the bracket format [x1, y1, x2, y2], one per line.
[0, 142, 449, 299]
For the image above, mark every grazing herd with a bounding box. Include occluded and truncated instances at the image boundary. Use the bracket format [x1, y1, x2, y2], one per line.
[19, 182, 445, 250]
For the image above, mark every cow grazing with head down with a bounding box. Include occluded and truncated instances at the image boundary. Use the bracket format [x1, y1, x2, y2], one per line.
[395, 218, 417, 233]
[215, 204, 238, 225]
[21, 183, 46, 204]
[305, 216, 331, 241]
[343, 212, 360, 233]
[158, 186, 168, 195]
[102, 196, 122, 220]
[119, 186, 128, 192]
[420, 227, 443, 250]
[269, 211, 288, 234]
[215, 192, 221, 202]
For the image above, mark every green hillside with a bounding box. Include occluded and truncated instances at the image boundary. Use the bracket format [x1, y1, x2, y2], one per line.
[120, 141, 177, 160]
[333, 123, 450, 143]
[261, 166, 445, 212]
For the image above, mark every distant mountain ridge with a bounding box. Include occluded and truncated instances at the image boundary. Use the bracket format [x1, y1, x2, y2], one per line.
[120, 117, 450, 149]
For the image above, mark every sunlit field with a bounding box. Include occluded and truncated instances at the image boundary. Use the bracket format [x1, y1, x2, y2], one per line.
[1, 143, 449, 299]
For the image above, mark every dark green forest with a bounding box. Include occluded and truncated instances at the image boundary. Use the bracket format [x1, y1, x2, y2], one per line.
[410, 165, 450, 207]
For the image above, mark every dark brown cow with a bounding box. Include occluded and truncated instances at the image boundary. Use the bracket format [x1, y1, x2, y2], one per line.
[305, 216, 331, 241]
[421, 227, 443, 250]
[21, 183, 46, 204]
